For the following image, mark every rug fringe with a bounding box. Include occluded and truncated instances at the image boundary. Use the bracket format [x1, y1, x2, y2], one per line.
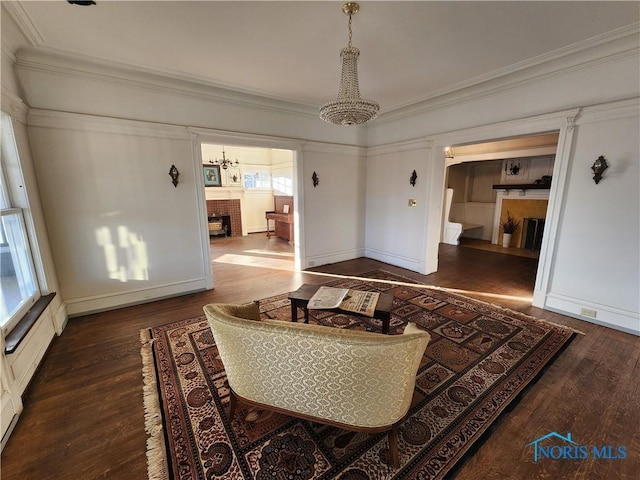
[140, 329, 169, 480]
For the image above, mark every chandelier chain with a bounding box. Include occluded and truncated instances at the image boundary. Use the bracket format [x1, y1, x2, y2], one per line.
[348, 14, 353, 48]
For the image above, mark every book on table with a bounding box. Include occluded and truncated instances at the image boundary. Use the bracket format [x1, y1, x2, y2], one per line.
[307, 286, 380, 317]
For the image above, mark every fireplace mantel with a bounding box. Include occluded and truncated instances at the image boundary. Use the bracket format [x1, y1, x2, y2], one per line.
[491, 188, 550, 245]
[205, 187, 245, 201]
[492, 183, 551, 191]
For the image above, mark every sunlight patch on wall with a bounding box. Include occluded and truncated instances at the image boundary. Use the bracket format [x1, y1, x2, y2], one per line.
[96, 226, 149, 282]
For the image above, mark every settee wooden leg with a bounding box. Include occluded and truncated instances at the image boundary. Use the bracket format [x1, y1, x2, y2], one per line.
[388, 425, 400, 469]
[228, 390, 237, 421]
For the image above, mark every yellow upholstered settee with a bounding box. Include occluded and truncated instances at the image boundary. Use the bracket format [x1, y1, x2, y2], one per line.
[203, 302, 431, 468]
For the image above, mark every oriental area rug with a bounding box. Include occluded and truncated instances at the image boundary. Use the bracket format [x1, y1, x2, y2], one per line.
[140, 270, 577, 480]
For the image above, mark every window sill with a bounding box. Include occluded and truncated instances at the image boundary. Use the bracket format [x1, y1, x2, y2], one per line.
[4, 293, 56, 355]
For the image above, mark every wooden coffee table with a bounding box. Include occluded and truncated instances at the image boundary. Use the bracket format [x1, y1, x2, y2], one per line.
[288, 284, 394, 334]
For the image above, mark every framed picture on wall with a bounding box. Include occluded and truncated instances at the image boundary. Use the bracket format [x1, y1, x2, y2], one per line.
[226, 166, 242, 186]
[203, 165, 222, 187]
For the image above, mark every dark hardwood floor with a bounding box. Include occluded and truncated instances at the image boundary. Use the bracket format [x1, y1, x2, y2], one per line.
[2, 234, 638, 479]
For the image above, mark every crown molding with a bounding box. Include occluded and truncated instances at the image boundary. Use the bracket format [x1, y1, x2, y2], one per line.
[9, 20, 639, 132]
[378, 23, 640, 124]
[2, 1, 45, 47]
[1, 87, 28, 123]
[15, 46, 319, 119]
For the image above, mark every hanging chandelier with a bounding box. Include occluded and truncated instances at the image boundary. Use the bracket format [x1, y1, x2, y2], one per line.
[319, 2, 380, 126]
[209, 148, 239, 170]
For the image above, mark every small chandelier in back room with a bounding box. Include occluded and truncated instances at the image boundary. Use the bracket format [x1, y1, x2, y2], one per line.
[209, 148, 239, 169]
[319, 2, 380, 126]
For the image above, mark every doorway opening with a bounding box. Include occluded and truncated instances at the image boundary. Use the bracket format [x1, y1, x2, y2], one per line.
[441, 132, 559, 263]
[199, 143, 297, 272]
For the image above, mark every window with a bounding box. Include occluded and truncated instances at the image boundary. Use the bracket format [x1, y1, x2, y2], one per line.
[1, 115, 40, 333]
[243, 172, 271, 189]
[0, 210, 39, 330]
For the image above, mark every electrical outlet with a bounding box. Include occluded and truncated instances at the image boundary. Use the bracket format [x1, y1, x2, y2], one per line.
[580, 308, 597, 318]
[408, 199, 417, 207]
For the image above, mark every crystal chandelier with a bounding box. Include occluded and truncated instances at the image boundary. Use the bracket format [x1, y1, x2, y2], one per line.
[319, 2, 380, 126]
[209, 148, 239, 170]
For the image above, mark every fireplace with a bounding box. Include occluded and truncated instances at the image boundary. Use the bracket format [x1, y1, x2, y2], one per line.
[206, 200, 242, 237]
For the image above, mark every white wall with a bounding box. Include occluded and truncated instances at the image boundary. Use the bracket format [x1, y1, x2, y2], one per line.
[301, 143, 366, 268]
[245, 190, 274, 234]
[365, 140, 433, 273]
[27, 111, 210, 315]
[545, 104, 639, 334]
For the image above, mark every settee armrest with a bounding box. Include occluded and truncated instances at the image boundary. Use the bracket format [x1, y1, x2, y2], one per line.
[204, 302, 261, 322]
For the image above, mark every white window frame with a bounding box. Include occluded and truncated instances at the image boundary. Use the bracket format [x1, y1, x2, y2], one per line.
[0, 114, 42, 334]
[243, 166, 272, 190]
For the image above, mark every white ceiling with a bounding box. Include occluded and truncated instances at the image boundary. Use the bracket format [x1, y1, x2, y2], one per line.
[6, 1, 640, 113]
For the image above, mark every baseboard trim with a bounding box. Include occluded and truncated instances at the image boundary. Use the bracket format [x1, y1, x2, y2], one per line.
[545, 293, 639, 336]
[364, 248, 425, 274]
[305, 248, 365, 269]
[65, 278, 209, 316]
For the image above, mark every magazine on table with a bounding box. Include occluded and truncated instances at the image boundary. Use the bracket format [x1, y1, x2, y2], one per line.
[307, 286, 380, 317]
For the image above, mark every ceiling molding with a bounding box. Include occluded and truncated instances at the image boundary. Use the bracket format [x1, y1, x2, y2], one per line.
[377, 23, 640, 124]
[2, 1, 45, 47]
[10, 18, 639, 132]
[15, 47, 320, 119]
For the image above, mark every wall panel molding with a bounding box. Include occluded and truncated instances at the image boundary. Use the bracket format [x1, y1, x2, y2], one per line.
[1, 87, 28, 123]
[27, 109, 190, 139]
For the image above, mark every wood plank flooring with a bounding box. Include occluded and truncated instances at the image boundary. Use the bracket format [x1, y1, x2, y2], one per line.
[2, 234, 638, 479]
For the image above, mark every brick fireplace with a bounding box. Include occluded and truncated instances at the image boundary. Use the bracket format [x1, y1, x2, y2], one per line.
[206, 199, 242, 237]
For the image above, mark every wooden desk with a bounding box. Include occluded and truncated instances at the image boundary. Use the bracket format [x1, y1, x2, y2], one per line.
[288, 284, 394, 334]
